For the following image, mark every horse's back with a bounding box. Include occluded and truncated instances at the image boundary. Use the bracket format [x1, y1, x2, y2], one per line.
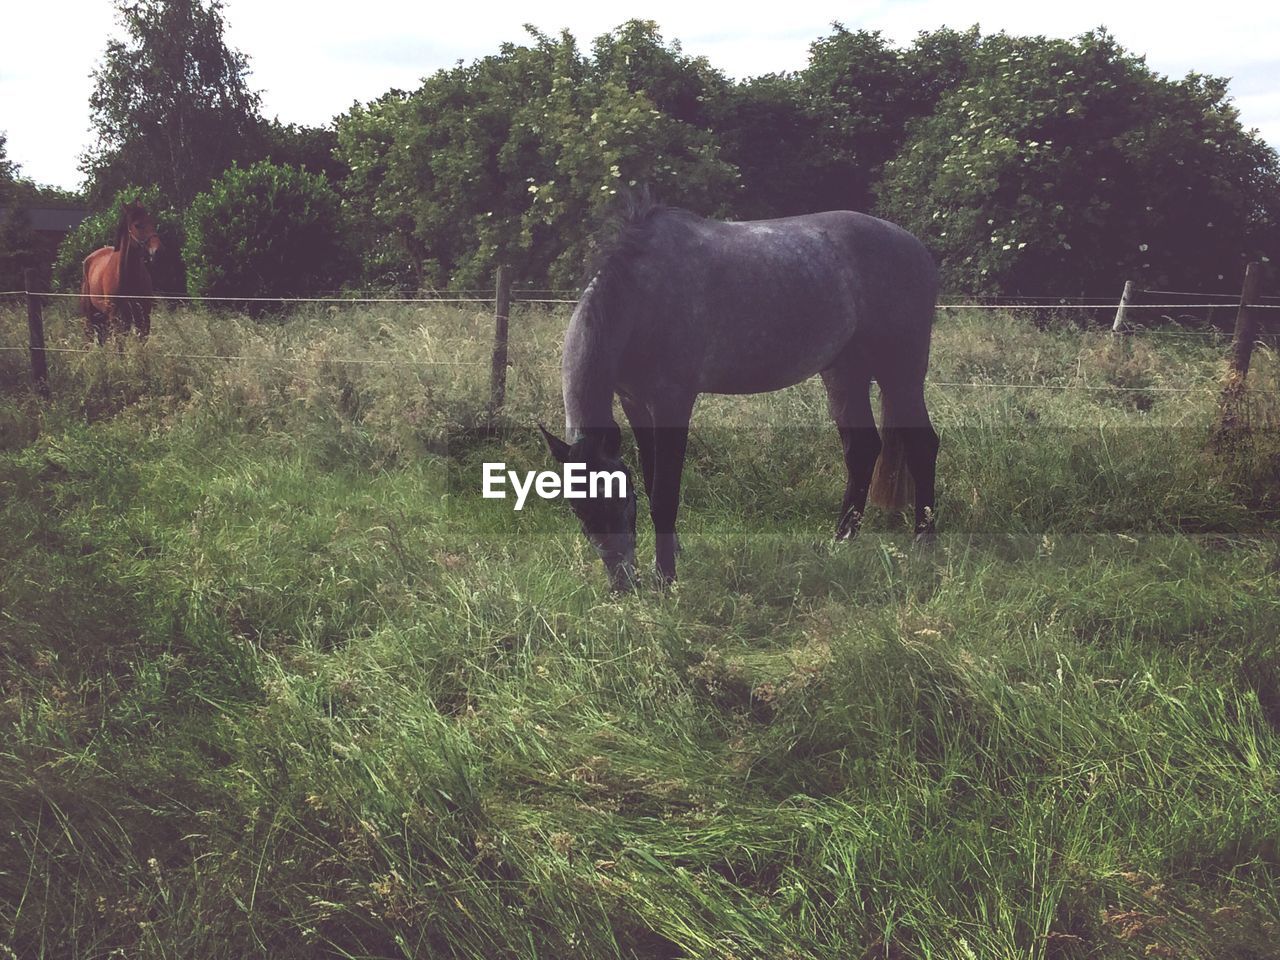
[618, 209, 936, 395]
[82, 246, 114, 289]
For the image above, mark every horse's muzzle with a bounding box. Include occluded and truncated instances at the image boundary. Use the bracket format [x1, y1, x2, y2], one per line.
[607, 561, 638, 593]
[599, 547, 637, 592]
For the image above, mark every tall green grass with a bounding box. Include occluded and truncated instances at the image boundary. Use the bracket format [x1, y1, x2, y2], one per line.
[2, 299, 1279, 958]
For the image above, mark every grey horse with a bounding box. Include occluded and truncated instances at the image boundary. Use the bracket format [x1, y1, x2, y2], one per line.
[541, 195, 939, 591]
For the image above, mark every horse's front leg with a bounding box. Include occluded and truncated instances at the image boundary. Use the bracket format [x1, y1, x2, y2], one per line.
[648, 394, 696, 585]
[84, 309, 108, 346]
[105, 303, 126, 350]
[619, 394, 657, 505]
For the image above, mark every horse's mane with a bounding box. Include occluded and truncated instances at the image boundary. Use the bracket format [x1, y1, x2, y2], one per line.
[113, 204, 132, 252]
[581, 187, 696, 320]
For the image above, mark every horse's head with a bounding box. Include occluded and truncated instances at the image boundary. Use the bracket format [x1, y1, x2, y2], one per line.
[120, 200, 161, 258]
[540, 423, 637, 592]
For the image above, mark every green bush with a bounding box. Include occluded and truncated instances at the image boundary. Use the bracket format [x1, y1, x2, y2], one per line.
[51, 184, 186, 294]
[876, 30, 1280, 297]
[184, 161, 349, 308]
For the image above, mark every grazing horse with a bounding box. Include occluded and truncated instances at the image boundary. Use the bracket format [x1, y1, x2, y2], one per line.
[540, 195, 939, 591]
[81, 200, 161, 344]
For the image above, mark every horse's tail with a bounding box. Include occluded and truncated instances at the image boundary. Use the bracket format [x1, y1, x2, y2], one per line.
[868, 391, 914, 513]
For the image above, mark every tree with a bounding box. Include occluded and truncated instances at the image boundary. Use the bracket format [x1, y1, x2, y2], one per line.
[338, 22, 736, 290]
[709, 73, 823, 219]
[334, 91, 419, 289]
[83, 0, 263, 208]
[259, 120, 349, 185]
[184, 161, 348, 308]
[800, 25, 981, 215]
[588, 19, 727, 129]
[876, 30, 1280, 296]
[510, 22, 736, 286]
[0, 132, 15, 189]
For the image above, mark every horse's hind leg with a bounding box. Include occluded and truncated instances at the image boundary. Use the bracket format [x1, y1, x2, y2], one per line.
[106, 304, 129, 351]
[81, 289, 105, 346]
[821, 353, 879, 540]
[84, 308, 108, 346]
[646, 393, 696, 585]
[880, 382, 939, 543]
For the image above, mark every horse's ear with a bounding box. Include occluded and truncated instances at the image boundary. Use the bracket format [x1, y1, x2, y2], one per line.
[539, 422, 572, 463]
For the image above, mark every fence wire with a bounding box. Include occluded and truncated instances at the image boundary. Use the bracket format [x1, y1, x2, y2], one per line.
[4, 288, 1280, 310]
[5, 285, 1276, 397]
[0, 344, 1243, 394]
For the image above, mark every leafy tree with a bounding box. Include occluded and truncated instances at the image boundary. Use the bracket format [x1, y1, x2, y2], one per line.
[801, 27, 912, 213]
[589, 19, 727, 128]
[339, 21, 737, 290]
[496, 23, 735, 286]
[0, 132, 16, 189]
[184, 161, 348, 308]
[334, 91, 419, 289]
[51, 185, 184, 294]
[83, 0, 263, 208]
[379, 35, 559, 289]
[709, 73, 823, 218]
[800, 25, 981, 215]
[260, 120, 349, 185]
[876, 30, 1280, 296]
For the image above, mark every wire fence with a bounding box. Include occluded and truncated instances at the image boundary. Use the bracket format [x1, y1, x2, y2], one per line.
[0, 341, 1240, 396]
[0, 290, 579, 305]
[0, 350, 1225, 395]
[6, 288, 1280, 311]
[4, 281, 1276, 398]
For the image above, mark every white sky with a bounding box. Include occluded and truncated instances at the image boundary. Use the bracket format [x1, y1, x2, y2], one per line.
[3, 1, 1278, 191]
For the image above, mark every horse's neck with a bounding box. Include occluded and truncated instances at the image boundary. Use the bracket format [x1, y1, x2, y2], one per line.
[562, 288, 627, 437]
[117, 234, 140, 286]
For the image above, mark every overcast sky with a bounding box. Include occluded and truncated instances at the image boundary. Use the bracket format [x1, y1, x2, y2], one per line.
[3, 1, 1278, 191]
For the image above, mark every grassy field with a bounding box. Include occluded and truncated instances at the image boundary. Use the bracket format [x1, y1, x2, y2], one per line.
[2, 298, 1280, 959]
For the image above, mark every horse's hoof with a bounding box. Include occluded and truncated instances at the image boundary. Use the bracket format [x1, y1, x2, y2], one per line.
[835, 511, 861, 541]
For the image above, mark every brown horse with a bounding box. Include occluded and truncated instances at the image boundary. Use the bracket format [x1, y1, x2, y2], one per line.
[81, 200, 162, 344]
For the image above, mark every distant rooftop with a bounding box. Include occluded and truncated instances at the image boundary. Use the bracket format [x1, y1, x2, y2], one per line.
[0, 206, 89, 233]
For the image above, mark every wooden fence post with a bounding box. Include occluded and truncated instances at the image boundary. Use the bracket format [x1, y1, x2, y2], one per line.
[1111, 280, 1135, 334]
[1228, 262, 1264, 380]
[24, 268, 49, 400]
[488, 265, 513, 418]
[1214, 261, 1265, 444]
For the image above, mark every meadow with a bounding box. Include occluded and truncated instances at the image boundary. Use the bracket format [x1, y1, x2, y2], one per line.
[2, 297, 1279, 959]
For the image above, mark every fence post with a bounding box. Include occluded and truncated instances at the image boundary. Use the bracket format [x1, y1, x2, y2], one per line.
[1228, 262, 1264, 380]
[488, 265, 513, 418]
[1111, 280, 1135, 334]
[1214, 261, 1265, 445]
[24, 268, 49, 400]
